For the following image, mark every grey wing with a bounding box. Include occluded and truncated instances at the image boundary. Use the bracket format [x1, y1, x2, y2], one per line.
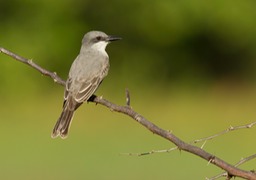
[65, 64, 109, 104]
[74, 76, 102, 102]
[64, 78, 72, 101]
[63, 78, 80, 110]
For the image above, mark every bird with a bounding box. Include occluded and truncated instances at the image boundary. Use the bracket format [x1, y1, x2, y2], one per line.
[51, 31, 121, 139]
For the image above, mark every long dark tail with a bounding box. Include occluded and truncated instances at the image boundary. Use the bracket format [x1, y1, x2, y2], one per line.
[51, 107, 75, 139]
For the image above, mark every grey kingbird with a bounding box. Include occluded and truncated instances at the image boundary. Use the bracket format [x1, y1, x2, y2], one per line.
[51, 31, 121, 139]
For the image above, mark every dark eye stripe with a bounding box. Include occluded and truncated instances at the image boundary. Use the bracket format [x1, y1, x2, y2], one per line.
[96, 36, 102, 41]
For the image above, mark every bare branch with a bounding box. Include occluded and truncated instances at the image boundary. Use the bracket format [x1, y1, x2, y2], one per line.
[208, 154, 256, 180]
[1, 47, 256, 180]
[194, 121, 256, 144]
[0, 47, 65, 86]
[122, 121, 256, 158]
[121, 121, 256, 158]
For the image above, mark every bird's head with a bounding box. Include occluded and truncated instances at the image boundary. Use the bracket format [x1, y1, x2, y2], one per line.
[82, 31, 121, 53]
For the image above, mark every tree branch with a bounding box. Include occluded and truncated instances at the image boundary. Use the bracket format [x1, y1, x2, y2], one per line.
[0, 47, 65, 86]
[123, 121, 256, 156]
[1, 47, 256, 180]
[208, 154, 256, 180]
[194, 121, 256, 144]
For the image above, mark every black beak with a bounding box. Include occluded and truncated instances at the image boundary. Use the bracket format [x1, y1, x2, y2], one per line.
[106, 35, 122, 42]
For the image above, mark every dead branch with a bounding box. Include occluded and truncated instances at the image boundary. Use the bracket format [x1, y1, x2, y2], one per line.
[194, 121, 256, 144]
[1, 47, 255, 180]
[123, 121, 256, 156]
[208, 154, 256, 180]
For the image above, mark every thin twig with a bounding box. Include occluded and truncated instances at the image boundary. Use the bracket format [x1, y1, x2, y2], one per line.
[194, 122, 256, 143]
[125, 88, 130, 106]
[236, 154, 256, 167]
[121, 146, 178, 156]
[1, 47, 256, 180]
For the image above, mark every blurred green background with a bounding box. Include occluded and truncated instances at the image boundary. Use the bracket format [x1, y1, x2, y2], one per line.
[1, 0, 256, 179]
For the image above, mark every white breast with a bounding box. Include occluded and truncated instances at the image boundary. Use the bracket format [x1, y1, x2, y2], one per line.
[91, 41, 109, 57]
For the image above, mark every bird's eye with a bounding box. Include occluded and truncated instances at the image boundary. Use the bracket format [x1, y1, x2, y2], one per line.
[96, 36, 102, 41]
